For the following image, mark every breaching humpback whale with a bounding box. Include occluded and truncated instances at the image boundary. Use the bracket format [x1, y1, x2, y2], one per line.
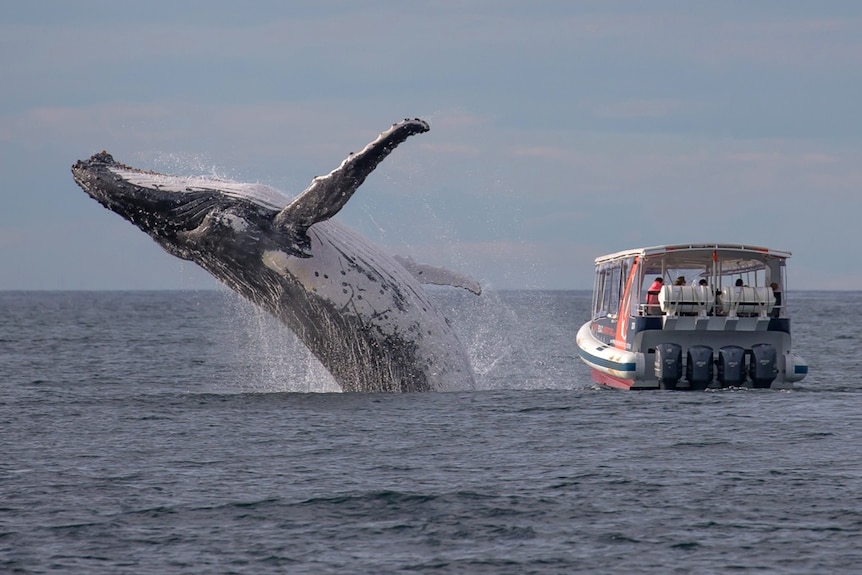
[71, 119, 480, 392]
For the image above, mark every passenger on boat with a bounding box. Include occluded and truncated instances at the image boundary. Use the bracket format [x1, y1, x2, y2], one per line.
[646, 277, 663, 315]
[698, 279, 708, 286]
[770, 282, 782, 318]
[674, 276, 686, 286]
[735, 278, 744, 287]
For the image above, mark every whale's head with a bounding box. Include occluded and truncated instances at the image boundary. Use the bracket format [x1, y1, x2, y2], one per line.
[71, 152, 301, 261]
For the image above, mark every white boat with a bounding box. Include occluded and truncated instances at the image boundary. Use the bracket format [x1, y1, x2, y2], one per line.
[576, 243, 808, 390]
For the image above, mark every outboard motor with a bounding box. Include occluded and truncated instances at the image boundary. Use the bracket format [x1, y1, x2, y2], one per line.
[686, 345, 714, 390]
[749, 343, 778, 388]
[655, 343, 682, 390]
[717, 345, 746, 387]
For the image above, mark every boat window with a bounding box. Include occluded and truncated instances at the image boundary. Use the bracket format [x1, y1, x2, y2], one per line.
[593, 260, 624, 320]
[592, 268, 607, 319]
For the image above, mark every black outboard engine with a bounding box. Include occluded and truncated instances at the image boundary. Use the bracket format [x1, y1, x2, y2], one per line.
[686, 345, 714, 390]
[717, 345, 746, 387]
[749, 343, 778, 388]
[655, 343, 682, 390]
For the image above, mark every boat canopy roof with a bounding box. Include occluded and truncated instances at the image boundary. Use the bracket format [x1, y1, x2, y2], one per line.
[596, 243, 791, 273]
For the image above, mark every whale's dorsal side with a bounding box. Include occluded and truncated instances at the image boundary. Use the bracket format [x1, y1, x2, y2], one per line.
[273, 118, 430, 254]
[393, 255, 482, 295]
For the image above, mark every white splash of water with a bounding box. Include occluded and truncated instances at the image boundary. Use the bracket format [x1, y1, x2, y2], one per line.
[453, 288, 519, 389]
[220, 291, 340, 394]
[147, 151, 230, 180]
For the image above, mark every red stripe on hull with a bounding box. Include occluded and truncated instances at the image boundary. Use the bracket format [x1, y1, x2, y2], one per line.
[590, 369, 634, 390]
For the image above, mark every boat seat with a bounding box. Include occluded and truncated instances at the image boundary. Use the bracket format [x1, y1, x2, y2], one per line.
[658, 285, 713, 316]
[718, 286, 775, 317]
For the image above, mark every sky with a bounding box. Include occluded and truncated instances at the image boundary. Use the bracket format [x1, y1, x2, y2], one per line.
[2, 1, 861, 291]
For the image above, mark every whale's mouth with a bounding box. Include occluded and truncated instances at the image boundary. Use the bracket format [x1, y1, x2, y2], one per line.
[72, 152, 228, 240]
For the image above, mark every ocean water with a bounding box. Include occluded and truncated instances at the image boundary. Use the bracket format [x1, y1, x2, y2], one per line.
[1, 289, 861, 574]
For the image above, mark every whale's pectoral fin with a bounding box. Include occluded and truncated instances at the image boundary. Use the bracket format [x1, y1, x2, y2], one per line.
[393, 255, 482, 295]
[273, 119, 430, 245]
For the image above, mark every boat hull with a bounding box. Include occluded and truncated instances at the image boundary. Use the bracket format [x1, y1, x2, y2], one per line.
[576, 321, 807, 390]
[576, 323, 647, 390]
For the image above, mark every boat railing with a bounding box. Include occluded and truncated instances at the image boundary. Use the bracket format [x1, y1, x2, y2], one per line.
[637, 285, 781, 319]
